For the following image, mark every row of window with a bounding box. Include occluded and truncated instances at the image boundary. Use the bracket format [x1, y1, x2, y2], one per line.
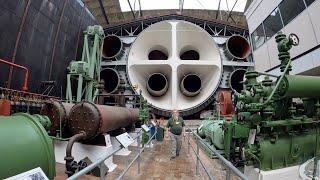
[251, 0, 316, 50]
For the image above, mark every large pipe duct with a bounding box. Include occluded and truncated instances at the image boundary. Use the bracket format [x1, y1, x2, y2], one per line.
[224, 35, 250, 61]
[278, 75, 320, 98]
[102, 35, 124, 60]
[147, 73, 169, 96]
[69, 101, 139, 139]
[40, 100, 73, 136]
[229, 69, 247, 93]
[100, 68, 120, 94]
[127, 20, 222, 116]
[180, 74, 202, 97]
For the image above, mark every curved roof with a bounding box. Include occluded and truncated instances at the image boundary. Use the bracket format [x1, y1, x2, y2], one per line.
[82, 0, 249, 28]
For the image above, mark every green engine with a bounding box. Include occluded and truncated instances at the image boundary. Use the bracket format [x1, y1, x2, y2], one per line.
[198, 32, 320, 170]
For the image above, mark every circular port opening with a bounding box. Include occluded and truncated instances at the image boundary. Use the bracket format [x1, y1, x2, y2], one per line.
[183, 74, 201, 93]
[100, 68, 120, 94]
[102, 35, 123, 59]
[180, 50, 200, 60]
[148, 73, 167, 91]
[227, 36, 250, 59]
[148, 49, 168, 60]
[230, 69, 246, 93]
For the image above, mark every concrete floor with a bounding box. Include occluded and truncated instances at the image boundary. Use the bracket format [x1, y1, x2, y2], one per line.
[55, 135, 235, 180]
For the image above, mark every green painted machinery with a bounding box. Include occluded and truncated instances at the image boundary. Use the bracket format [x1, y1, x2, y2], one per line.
[198, 32, 320, 170]
[0, 113, 55, 179]
[198, 118, 225, 149]
[66, 25, 105, 103]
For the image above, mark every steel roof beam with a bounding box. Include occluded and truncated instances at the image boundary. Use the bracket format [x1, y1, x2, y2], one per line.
[98, 0, 109, 24]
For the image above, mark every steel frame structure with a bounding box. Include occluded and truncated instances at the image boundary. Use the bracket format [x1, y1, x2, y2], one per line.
[103, 14, 249, 38]
[66, 26, 105, 103]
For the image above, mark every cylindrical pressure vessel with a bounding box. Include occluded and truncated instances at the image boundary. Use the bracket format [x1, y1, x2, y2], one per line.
[69, 101, 139, 139]
[41, 100, 73, 136]
[0, 113, 55, 179]
[278, 75, 320, 98]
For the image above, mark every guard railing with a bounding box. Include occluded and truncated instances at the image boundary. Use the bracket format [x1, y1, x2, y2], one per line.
[67, 128, 156, 180]
[186, 127, 248, 180]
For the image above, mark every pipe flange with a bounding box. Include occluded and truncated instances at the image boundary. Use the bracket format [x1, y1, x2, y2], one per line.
[69, 101, 102, 139]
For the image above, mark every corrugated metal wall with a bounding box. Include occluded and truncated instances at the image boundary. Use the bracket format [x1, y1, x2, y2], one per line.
[0, 0, 98, 97]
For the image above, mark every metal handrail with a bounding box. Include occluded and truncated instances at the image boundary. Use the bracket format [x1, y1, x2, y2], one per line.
[188, 128, 248, 180]
[186, 132, 215, 180]
[116, 130, 157, 180]
[67, 130, 142, 180]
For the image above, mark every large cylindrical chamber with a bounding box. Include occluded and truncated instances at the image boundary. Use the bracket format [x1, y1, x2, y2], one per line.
[40, 100, 73, 135]
[0, 113, 55, 179]
[278, 75, 320, 98]
[127, 20, 222, 116]
[69, 101, 139, 139]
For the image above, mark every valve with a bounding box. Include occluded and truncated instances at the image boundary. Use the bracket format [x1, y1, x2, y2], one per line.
[275, 32, 299, 73]
[288, 33, 299, 46]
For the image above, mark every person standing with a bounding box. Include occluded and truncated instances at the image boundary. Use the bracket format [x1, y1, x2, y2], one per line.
[166, 110, 185, 160]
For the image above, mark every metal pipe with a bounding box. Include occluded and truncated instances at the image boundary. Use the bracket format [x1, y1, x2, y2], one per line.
[0, 59, 29, 91]
[180, 74, 202, 97]
[65, 132, 87, 177]
[102, 35, 124, 59]
[223, 35, 250, 61]
[0, 87, 57, 99]
[69, 101, 139, 139]
[278, 75, 320, 98]
[229, 69, 246, 93]
[66, 132, 87, 158]
[100, 68, 120, 94]
[40, 100, 74, 136]
[146, 73, 169, 97]
[8, 0, 31, 89]
[263, 58, 292, 105]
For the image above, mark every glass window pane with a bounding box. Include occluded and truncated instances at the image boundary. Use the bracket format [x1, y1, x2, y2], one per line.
[279, 0, 306, 26]
[305, 0, 316, 6]
[251, 24, 265, 50]
[263, 8, 283, 39]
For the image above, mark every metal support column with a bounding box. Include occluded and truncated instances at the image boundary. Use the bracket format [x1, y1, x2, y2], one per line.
[137, 131, 141, 175]
[196, 138, 200, 175]
[99, 163, 107, 180]
[187, 132, 190, 154]
[226, 168, 231, 180]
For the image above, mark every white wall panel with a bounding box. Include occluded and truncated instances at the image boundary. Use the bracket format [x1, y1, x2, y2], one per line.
[253, 43, 271, 72]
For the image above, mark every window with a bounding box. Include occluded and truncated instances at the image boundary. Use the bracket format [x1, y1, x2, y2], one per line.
[279, 0, 306, 26]
[263, 8, 283, 39]
[251, 24, 265, 50]
[305, 0, 316, 6]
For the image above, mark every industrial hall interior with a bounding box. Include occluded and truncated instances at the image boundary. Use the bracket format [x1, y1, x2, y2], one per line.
[1, 0, 320, 179]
